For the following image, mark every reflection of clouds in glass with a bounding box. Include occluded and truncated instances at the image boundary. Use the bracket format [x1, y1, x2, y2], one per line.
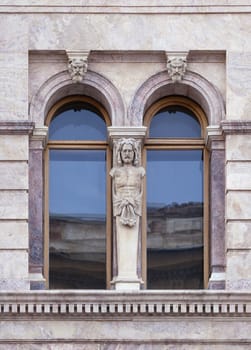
[49, 150, 106, 215]
[147, 150, 203, 206]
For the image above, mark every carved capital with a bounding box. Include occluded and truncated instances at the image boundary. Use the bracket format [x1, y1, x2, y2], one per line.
[206, 125, 225, 150]
[66, 50, 90, 83]
[30, 126, 48, 149]
[166, 51, 188, 82]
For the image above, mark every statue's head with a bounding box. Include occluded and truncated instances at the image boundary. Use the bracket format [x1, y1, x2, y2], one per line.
[117, 138, 139, 166]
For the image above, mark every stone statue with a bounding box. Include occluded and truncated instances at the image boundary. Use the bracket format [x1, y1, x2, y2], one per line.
[110, 138, 145, 227]
[110, 137, 145, 289]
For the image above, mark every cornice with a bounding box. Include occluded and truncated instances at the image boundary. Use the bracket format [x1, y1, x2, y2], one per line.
[221, 120, 251, 134]
[0, 291, 251, 318]
[0, 1, 251, 14]
[0, 121, 34, 135]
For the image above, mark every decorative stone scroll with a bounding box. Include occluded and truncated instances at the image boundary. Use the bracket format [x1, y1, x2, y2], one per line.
[66, 50, 89, 83]
[166, 51, 188, 82]
[109, 136, 145, 290]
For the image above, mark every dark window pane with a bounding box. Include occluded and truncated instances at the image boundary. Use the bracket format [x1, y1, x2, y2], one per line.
[149, 106, 201, 138]
[49, 104, 107, 140]
[147, 150, 203, 289]
[49, 149, 106, 289]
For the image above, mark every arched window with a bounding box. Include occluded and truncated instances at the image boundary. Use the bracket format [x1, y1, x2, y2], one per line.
[45, 96, 111, 289]
[143, 97, 208, 289]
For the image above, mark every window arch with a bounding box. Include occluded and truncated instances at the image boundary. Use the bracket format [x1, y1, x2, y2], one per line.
[45, 96, 111, 289]
[143, 96, 208, 289]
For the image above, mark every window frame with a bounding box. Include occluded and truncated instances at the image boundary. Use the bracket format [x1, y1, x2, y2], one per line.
[44, 95, 112, 289]
[142, 96, 209, 289]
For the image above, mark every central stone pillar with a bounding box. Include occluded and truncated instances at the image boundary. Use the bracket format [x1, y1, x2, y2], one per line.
[108, 127, 147, 290]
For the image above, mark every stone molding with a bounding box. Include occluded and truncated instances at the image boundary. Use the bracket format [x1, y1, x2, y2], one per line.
[221, 120, 251, 134]
[30, 70, 125, 126]
[206, 125, 225, 150]
[0, 291, 251, 317]
[129, 70, 225, 126]
[166, 51, 188, 82]
[1, 2, 250, 14]
[0, 121, 34, 135]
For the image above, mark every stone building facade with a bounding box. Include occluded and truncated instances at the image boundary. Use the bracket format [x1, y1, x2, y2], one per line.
[1, 0, 251, 348]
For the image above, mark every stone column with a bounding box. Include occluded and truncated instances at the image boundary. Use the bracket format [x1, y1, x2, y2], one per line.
[108, 127, 147, 290]
[206, 126, 226, 289]
[29, 127, 48, 289]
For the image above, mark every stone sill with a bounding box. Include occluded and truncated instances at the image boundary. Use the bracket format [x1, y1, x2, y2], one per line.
[0, 290, 251, 317]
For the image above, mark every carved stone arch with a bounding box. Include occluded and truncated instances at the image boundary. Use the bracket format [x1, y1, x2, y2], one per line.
[30, 70, 125, 126]
[129, 70, 225, 126]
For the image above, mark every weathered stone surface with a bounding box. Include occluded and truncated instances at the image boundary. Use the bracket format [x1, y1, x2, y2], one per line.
[227, 222, 251, 250]
[226, 192, 251, 220]
[0, 191, 28, 219]
[0, 251, 28, 278]
[0, 162, 28, 189]
[0, 221, 28, 249]
[0, 16, 28, 120]
[0, 135, 28, 160]
[226, 250, 251, 281]
[226, 52, 251, 120]
[226, 162, 251, 190]
[226, 135, 251, 161]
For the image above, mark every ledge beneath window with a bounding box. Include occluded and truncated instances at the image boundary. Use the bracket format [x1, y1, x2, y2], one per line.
[0, 290, 251, 318]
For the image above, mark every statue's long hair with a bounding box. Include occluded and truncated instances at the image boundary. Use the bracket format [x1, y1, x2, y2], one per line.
[116, 138, 139, 166]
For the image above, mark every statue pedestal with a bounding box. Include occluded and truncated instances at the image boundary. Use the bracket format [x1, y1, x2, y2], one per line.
[112, 218, 142, 290]
[111, 276, 142, 290]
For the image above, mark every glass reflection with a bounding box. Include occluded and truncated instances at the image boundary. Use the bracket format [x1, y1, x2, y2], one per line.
[49, 149, 106, 289]
[147, 150, 203, 289]
[149, 106, 201, 138]
[49, 103, 107, 141]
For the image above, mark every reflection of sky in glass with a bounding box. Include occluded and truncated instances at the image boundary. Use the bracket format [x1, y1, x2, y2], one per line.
[147, 150, 203, 207]
[49, 150, 106, 217]
[49, 109, 107, 141]
[149, 106, 201, 138]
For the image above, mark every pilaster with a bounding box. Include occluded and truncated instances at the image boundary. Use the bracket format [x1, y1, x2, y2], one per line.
[206, 125, 226, 289]
[108, 127, 147, 290]
[29, 126, 48, 290]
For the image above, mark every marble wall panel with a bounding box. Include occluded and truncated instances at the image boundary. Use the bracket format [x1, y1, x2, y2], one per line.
[226, 51, 251, 120]
[226, 135, 251, 161]
[0, 16, 28, 120]
[226, 250, 251, 288]
[0, 191, 28, 219]
[0, 318, 251, 343]
[226, 162, 251, 190]
[0, 279, 29, 290]
[226, 192, 251, 220]
[0, 221, 28, 249]
[227, 222, 251, 250]
[29, 14, 251, 51]
[0, 162, 28, 190]
[0, 250, 28, 278]
[0, 135, 28, 160]
[0, 53, 28, 120]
